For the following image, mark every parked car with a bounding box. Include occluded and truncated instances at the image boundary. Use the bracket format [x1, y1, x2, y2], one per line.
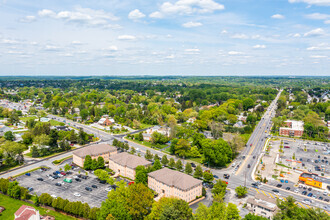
[37, 178, 43, 181]
[284, 146, 290, 149]
[25, 173, 31, 176]
[85, 187, 92, 191]
[302, 191, 307, 195]
[190, 163, 196, 168]
[91, 185, 98, 188]
[81, 176, 87, 179]
[55, 183, 61, 186]
[308, 187, 312, 191]
[286, 187, 291, 190]
[27, 187, 33, 192]
[247, 164, 251, 168]
[318, 196, 323, 200]
[75, 178, 81, 182]
[99, 180, 106, 184]
[74, 193, 81, 197]
[213, 175, 219, 179]
[60, 172, 66, 176]
[223, 174, 230, 179]
[324, 198, 329, 202]
[307, 193, 313, 197]
[276, 184, 282, 188]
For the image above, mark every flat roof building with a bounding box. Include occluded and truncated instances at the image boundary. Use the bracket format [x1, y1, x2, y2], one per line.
[109, 152, 152, 180]
[279, 120, 304, 137]
[73, 143, 117, 167]
[299, 172, 330, 190]
[148, 167, 202, 203]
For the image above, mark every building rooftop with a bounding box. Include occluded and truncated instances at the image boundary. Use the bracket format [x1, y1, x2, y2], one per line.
[283, 120, 304, 131]
[247, 193, 277, 211]
[109, 152, 152, 169]
[148, 167, 202, 191]
[300, 173, 330, 184]
[73, 143, 117, 158]
[14, 205, 38, 220]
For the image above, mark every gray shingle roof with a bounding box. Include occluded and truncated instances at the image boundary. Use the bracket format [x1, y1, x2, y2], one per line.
[109, 152, 152, 169]
[148, 167, 202, 191]
[73, 144, 117, 158]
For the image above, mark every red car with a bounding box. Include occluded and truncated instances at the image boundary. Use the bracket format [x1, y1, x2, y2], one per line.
[284, 146, 290, 149]
[60, 172, 66, 176]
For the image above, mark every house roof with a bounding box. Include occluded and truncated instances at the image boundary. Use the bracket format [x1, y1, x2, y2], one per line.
[73, 144, 117, 158]
[247, 193, 277, 211]
[148, 167, 202, 191]
[14, 205, 37, 220]
[109, 152, 152, 169]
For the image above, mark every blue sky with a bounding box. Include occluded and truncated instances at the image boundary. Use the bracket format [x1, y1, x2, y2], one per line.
[0, 0, 329, 76]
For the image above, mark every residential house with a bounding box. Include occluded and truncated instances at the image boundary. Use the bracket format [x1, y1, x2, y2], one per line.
[246, 193, 278, 219]
[108, 152, 152, 180]
[148, 167, 203, 203]
[14, 205, 40, 220]
[98, 115, 115, 126]
[73, 143, 117, 167]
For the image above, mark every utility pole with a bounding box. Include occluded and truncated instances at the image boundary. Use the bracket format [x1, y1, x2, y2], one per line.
[244, 172, 247, 188]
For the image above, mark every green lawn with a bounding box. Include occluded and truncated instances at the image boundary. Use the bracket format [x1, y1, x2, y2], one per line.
[126, 138, 168, 149]
[49, 119, 65, 126]
[0, 164, 20, 173]
[24, 148, 74, 159]
[53, 155, 72, 165]
[19, 116, 37, 122]
[0, 194, 76, 220]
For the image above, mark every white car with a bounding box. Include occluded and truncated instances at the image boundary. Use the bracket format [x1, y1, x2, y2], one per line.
[58, 174, 63, 177]
[294, 189, 299, 193]
[324, 191, 329, 196]
[303, 199, 312, 205]
[51, 195, 57, 199]
[74, 193, 81, 197]
[73, 175, 78, 179]
[231, 163, 236, 167]
[105, 187, 112, 192]
[48, 177, 54, 181]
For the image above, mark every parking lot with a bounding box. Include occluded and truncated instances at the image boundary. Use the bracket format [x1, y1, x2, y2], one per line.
[257, 138, 330, 204]
[16, 166, 112, 207]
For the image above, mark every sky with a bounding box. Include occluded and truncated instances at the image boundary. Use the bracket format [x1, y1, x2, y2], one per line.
[0, 0, 329, 76]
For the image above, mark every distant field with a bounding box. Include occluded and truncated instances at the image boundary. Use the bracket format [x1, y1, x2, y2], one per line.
[0, 194, 76, 220]
[19, 116, 37, 122]
[49, 119, 65, 126]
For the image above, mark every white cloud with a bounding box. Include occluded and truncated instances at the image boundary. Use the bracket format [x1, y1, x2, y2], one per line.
[182, 21, 202, 28]
[305, 13, 330, 20]
[253, 44, 266, 49]
[128, 9, 145, 20]
[71, 41, 82, 45]
[38, 9, 56, 17]
[19, 15, 36, 23]
[228, 51, 244, 55]
[2, 39, 19, 44]
[44, 45, 61, 51]
[107, 45, 118, 51]
[325, 20, 330, 24]
[310, 55, 327, 58]
[117, 35, 136, 40]
[288, 0, 330, 6]
[306, 43, 330, 50]
[304, 28, 325, 37]
[221, 30, 228, 34]
[184, 48, 200, 54]
[271, 14, 285, 19]
[231, 34, 249, 39]
[165, 54, 175, 59]
[150, 0, 224, 19]
[38, 7, 119, 28]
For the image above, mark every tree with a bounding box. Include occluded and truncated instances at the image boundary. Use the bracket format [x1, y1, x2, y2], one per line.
[153, 154, 160, 161]
[7, 181, 21, 199]
[130, 147, 136, 154]
[64, 164, 71, 172]
[99, 183, 153, 220]
[151, 132, 168, 145]
[203, 171, 214, 183]
[135, 165, 148, 185]
[184, 162, 193, 175]
[94, 169, 110, 181]
[274, 196, 329, 220]
[195, 202, 240, 220]
[201, 138, 232, 167]
[189, 146, 201, 158]
[4, 131, 15, 141]
[39, 193, 53, 206]
[153, 159, 162, 170]
[175, 160, 183, 170]
[147, 197, 192, 220]
[34, 134, 51, 147]
[22, 132, 33, 145]
[243, 213, 268, 220]
[161, 155, 169, 167]
[83, 155, 92, 170]
[144, 150, 153, 160]
[174, 139, 191, 158]
[212, 180, 227, 202]
[193, 165, 203, 179]
[243, 97, 254, 110]
[80, 109, 89, 120]
[91, 159, 98, 170]
[168, 158, 175, 169]
[235, 186, 248, 198]
[97, 156, 105, 169]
